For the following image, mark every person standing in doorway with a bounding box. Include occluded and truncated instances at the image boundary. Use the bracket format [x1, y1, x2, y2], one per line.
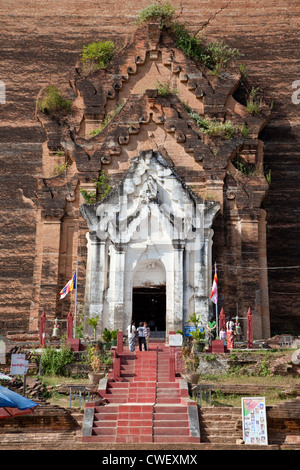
[127, 321, 136, 352]
[138, 322, 147, 351]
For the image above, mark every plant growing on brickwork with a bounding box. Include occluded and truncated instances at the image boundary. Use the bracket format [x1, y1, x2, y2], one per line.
[170, 22, 242, 76]
[80, 170, 112, 204]
[54, 161, 70, 175]
[187, 109, 238, 140]
[265, 169, 271, 185]
[81, 40, 116, 74]
[246, 87, 263, 114]
[239, 64, 248, 79]
[239, 122, 251, 139]
[156, 80, 177, 96]
[136, 1, 176, 28]
[38, 85, 72, 115]
[232, 154, 256, 176]
[89, 100, 125, 136]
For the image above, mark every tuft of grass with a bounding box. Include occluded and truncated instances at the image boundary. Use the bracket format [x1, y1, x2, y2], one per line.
[246, 87, 263, 114]
[156, 80, 177, 96]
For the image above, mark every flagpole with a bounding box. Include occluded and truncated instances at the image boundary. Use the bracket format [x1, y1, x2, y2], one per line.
[215, 262, 219, 339]
[74, 261, 78, 338]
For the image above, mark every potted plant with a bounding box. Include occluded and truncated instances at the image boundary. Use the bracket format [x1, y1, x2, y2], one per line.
[88, 345, 105, 384]
[181, 345, 200, 384]
[87, 315, 99, 340]
[102, 328, 112, 349]
[190, 329, 206, 352]
[102, 351, 113, 372]
[110, 329, 118, 347]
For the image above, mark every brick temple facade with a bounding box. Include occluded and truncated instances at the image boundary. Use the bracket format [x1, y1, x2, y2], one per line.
[0, 1, 299, 339]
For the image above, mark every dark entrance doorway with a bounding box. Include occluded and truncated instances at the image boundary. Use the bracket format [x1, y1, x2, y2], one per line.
[132, 286, 166, 332]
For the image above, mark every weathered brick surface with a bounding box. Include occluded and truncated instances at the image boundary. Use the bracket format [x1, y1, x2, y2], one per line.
[0, 1, 299, 335]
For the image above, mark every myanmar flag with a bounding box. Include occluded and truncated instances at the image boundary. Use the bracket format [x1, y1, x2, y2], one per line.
[209, 267, 218, 305]
[60, 271, 77, 300]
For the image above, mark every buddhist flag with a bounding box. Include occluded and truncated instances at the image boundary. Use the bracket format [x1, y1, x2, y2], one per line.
[210, 266, 218, 305]
[60, 271, 77, 300]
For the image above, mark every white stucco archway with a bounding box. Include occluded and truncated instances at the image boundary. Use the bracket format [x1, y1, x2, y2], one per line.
[81, 150, 220, 338]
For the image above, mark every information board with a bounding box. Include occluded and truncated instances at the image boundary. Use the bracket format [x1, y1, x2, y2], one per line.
[10, 354, 29, 376]
[184, 326, 204, 337]
[169, 334, 183, 346]
[241, 397, 268, 445]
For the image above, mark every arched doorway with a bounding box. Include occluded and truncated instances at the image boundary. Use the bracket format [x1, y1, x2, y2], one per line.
[132, 259, 166, 336]
[132, 285, 166, 333]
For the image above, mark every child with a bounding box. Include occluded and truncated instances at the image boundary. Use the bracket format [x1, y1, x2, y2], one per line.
[220, 326, 227, 345]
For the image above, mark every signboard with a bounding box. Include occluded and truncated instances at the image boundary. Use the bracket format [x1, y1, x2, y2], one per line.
[10, 354, 29, 376]
[0, 337, 6, 364]
[184, 326, 204, 337]
[169, 334, 183, 347]
[241, 397, 268, 445]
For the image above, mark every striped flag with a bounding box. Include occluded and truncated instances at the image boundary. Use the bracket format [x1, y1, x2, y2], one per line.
[209, 267, 218, 305]
[60, 271, 77, 300]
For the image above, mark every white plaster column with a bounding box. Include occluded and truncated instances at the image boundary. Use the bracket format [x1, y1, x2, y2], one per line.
[84, 231, 106, 337]
[172, 240, 185, 334]
[108, 242, 127, 331]
[193, 228, 214, 328]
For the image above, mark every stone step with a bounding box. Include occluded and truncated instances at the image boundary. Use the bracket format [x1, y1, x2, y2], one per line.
[155, 397, 182, 404]
[115, 435, 153, 443]
[153, 413, 188, 421]
[153, 420, 189, 428]
[154, 405, 187, 413]
[105, 389, 129, 395]
[153, 427, 190, 436]
[83, 435, 116, 443]
[107, 382, 129, 388]
[156, 382, 180, 388]
[92, 427, 116, 436]
[153, 435, 200, 443]
[93, 420, 117, 428]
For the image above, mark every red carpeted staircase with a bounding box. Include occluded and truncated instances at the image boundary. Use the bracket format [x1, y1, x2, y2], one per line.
[82, 338, 200, 444]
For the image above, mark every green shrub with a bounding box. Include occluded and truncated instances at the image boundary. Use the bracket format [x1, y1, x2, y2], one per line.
[40, 346, 74, 376]
[38, 85, 72, 115]
[136, 1, 176, 28]
[81, 40, 115, 72]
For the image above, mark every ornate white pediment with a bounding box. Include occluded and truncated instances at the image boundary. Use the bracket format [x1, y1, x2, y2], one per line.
[80, 150, 220, 244]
